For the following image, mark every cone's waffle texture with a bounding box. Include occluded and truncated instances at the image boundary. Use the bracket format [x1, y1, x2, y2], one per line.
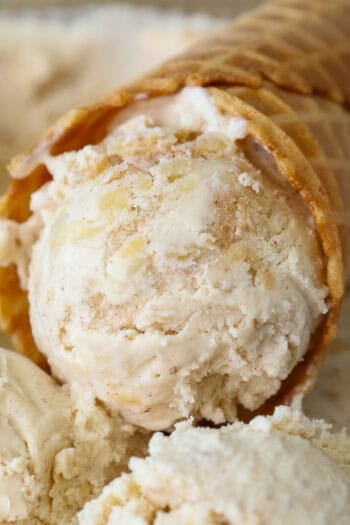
[1, 0, 350, 414]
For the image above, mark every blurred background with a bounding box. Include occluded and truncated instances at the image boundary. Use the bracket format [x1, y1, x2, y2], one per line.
[0, 0, 261, 15]
[0, 0, 350, 430]
[0, 0, 264, 187]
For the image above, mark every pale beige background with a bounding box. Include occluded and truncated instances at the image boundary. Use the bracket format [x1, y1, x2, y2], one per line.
[0, 5, 224, 187]
[0, 0, 349, 430]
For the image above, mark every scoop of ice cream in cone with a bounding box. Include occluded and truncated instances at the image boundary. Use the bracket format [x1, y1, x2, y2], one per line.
[0, 0, 349, 433]
[1, 88, 326, 430]
[78, 407, 350, 525]
[1, 0, 350, 522]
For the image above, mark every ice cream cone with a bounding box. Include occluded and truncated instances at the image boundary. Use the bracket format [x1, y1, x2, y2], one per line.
[1, 0, 349, 416]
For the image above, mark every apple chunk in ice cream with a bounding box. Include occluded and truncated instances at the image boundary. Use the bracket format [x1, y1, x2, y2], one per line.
[3, 87, 327, 430]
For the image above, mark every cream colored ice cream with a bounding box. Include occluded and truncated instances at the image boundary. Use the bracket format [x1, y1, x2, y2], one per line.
[49, 398, 150, 525]
[0, 4, 223, 354]
[1, 87, 327, 430]
[78, 407, 350, 525]
[0, 347, 71, 524]
[0, 347, 149, 524]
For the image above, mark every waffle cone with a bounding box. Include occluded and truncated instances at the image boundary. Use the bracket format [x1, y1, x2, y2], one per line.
[1, 0, 349, 415]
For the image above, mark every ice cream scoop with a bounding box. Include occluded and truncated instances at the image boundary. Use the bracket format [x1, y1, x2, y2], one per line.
[24, 88, 327, 430]
[78, 407, 350, 525]
[0, 346, 149, 524]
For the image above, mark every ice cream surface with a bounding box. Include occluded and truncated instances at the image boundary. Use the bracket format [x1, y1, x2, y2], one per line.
[78, 407, 350, 525]
[0, 347, 149, 525]
[2, 87, 327, 430]
[0, 347, 71, 523]
[49, 396, 150, 525]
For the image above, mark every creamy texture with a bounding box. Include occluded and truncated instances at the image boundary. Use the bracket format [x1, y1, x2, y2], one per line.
[3, 87, 327, 430]
[0, 347, 71, 524]
[49, 398, 150, 525]
[78, 407, 350, 525]
[0, 347, 149, 525]
[0, 214, 40, 289]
